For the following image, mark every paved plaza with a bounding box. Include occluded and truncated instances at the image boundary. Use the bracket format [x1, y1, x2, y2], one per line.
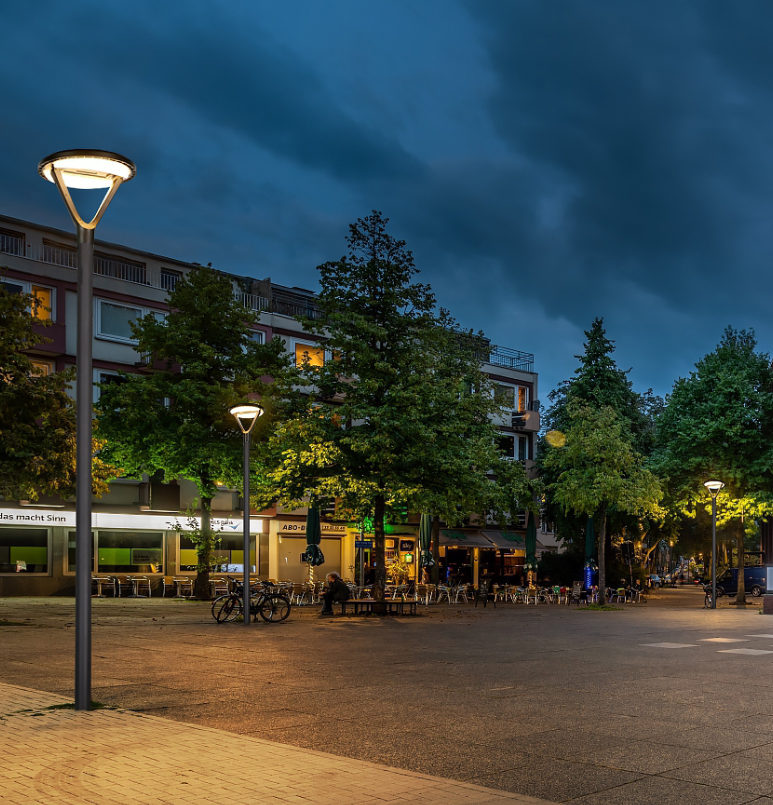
[3, 588, 773, 803]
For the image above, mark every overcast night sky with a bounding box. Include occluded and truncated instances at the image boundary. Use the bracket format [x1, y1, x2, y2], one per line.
[3, 1, 773, 402]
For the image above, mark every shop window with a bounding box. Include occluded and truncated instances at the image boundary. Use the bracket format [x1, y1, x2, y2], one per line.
[295, 343, 324, 368]
[0, 528, 48, 573]
[179, 534, 254, 572]
[96, 531, 163, 573]
[67, 531, 94, 573]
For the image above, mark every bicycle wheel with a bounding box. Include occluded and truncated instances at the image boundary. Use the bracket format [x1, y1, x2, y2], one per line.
[258, 594, 291, 622]
[212, 594, 242, 623]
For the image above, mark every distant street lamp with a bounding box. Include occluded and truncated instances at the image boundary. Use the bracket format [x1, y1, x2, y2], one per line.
[704, 480, 725, 610]
[39, 149, 136, 711]
[230, 404, 264, 625]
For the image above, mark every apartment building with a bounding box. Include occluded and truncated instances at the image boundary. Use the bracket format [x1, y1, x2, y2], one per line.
[0, 213, 547, 595]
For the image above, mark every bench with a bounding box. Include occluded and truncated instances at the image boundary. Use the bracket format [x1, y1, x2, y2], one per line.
[337, 598, 418, 616]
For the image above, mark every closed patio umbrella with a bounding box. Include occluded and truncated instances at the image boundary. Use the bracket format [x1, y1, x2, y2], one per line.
[584, 515, 597, 590]
[302, 504, 325, 577]
[419, 513, 434, 572]
[524, 511, 538, 580]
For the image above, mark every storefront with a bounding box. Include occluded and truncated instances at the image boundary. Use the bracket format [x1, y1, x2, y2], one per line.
[270, 519, 350, 582]
[0, 507, 266, 596]
[438, 529, 533, 585]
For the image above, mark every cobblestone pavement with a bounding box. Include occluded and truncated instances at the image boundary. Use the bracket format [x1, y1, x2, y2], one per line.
[0, 682, 551, 805]
[3, 588, 773, 803]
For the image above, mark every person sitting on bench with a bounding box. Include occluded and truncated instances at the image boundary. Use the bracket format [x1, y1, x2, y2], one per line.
[320, 572, 350, 616]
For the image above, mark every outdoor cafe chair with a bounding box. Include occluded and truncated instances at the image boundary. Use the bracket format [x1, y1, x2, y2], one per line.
[525, 585, 539, 605]
[127, 575, 151, 597]
[91, 576, 116, 597]
[436, 585, 452, 604]
[210, 577, 229, 597]
[173, 576, 194, 598]
[453, 584, 468, 604]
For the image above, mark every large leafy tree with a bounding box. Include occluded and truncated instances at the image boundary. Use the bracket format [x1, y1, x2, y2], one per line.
[539, 318, 663, 560]
[266, 211, 532, 601]
[543, 401, 662, 603]
[97, 265, 296, 598]
[0, 281, 113, 500]
[653, 327, 773, 604]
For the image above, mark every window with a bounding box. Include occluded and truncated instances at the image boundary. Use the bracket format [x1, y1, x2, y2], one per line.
[93, 369, 128, 402]
[96, 531, 163, 573]
[0, 279, 55, 321]
[179, 534, 254, 573]
[160, 269, 181, 292]
[0, 528, 48, 573]
[295, 342, 325, 368]
[30, 359, 54, 376]
[94, 253, 147, 285]
[0, 228, 25, 256]
[497, 433, 529, 461]
[248, 330, 265, 345]
[43, 239, 76, 268]
[95, 299, 165, 343]
[493, 383, 529, 412]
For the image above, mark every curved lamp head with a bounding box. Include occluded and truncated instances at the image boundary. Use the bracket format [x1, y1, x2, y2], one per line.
[39, 149, 136, 230]
[230, 404, 264, 435]
[704, 480, 724, 498]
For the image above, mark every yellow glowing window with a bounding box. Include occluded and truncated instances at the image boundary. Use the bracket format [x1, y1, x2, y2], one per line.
[30, 360, 53, 376]
[32, 286, 52, 321]
[518, 387, 527, 412]
[295, 344, 324, 368]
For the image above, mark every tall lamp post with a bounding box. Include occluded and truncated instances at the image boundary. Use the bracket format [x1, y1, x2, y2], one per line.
[230, 404, 264, 625]
[704, 480, 724, 610]
[39, 150, 136, 711]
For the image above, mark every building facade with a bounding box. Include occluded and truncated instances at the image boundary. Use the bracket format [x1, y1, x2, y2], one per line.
[0, 213, 546, 595]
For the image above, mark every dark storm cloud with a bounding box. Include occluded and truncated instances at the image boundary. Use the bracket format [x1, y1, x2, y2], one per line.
[4, 0, 773, 399]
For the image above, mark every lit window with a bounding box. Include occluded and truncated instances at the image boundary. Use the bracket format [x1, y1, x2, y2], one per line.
[1, 279, 55, 321]
[295, 343, 324, 368]
[30, 359, 53, 376]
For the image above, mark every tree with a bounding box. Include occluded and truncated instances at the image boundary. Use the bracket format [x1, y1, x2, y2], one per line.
[96, 265, 295, 599]
[653, 327, 773, 604]
[539, 317, 662, 561]
[543, 401, 662, 603]
[0, 281, 114, 500]
[265, 211, 531, 602]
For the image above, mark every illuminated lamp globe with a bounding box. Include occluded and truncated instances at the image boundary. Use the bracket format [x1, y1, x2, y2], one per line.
[703, 480, 724, 497]
[38, 149, 136, 189]
[230, 404, 264, 434]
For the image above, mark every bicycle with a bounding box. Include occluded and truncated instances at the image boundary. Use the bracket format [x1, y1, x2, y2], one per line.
[211, 580, 292, 623]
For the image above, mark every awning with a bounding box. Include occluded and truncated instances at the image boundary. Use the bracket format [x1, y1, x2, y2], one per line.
[440, 530, 495, 548]
[482, 531, 546, 551]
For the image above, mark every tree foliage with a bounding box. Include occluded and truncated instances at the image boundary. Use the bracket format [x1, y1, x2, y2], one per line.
[0, 281, 114, 500]
[543, 401, 662, 602]
[265, 211, 535, 600]
[653, 327, 773, 602]
[96, 265, 296, 598]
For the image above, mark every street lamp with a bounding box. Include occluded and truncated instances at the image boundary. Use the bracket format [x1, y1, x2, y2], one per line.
[39, 149, 136, 711]
[230, 403, 264, 625]
[704, 480, 724, 610]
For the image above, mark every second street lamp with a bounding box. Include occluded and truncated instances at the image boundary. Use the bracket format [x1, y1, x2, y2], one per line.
[230, 404, 264, 625]
[704, 480, 725, 609]
[39, 149, 136, 711]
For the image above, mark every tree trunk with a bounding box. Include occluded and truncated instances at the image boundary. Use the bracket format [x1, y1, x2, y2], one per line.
[430, 515, 441, 585]
[372, 494, 386, 602]
[598, 506, 607, 605]
[736, 521, 746, 605]
[193, 496, 213, 600]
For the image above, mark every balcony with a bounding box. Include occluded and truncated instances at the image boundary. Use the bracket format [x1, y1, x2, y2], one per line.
[512, 407, 540, 432]
[485, 345, 534, 372]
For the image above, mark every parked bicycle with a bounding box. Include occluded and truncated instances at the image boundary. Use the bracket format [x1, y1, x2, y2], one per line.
[211, 579, 291, 623]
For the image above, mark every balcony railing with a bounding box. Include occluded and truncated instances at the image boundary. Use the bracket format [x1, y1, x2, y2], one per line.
[0, 232, 24, 256]
[486, 345, 534, 372]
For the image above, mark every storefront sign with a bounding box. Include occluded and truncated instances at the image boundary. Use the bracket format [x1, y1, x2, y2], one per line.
[355, 540, 372, 549]
[277, 522, 348, 535]
[0, 509, 263, 533]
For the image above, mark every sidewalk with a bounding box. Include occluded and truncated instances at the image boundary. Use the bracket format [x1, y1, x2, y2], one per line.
[0, 682, 553, 805]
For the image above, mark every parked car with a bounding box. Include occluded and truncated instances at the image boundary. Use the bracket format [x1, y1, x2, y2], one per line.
[647, 574, 661, 588]
[704, 567, 767, 598]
